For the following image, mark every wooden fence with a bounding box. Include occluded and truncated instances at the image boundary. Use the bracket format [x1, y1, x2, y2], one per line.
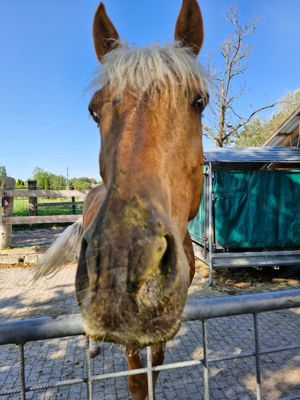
[0, 177, 88, 249]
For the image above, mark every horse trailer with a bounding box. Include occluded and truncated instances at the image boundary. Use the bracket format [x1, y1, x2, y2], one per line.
[189, 147, 300, 284]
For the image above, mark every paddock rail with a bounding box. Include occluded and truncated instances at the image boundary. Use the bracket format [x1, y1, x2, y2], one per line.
[0, 177, 88, 249]
[0, 289, 300, 400]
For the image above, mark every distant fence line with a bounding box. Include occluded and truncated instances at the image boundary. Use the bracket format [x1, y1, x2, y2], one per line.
[0, 177, 88, 249]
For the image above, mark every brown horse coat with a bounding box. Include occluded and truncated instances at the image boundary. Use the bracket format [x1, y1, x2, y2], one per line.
[35, 1, 208, 399]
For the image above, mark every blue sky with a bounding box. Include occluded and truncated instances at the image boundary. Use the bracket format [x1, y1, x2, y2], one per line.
[0, 0, 299, 181]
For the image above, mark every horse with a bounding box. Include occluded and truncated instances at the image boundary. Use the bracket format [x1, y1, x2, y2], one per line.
[34, 1, 208, 398]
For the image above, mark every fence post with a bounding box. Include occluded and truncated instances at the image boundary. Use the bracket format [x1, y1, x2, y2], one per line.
[71, 196, 76, 214]
[28, 180, 37, 216]
[0, 177, 15, 250]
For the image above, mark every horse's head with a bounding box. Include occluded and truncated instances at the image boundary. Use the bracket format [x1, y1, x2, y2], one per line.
[76, 0, 208, 348]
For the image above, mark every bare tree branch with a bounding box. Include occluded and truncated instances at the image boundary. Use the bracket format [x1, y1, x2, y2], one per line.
[225, 102, 280, 138]
[205, 7, 277, 147]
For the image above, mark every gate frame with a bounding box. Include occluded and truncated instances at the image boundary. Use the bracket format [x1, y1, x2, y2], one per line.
[1, 289, 300, 400]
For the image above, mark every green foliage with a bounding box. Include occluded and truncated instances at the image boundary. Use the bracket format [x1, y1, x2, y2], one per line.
[49, 174, 66, 190]
[15, 179, 26, 188]
[70, 177, 97, 190]
[31, 167, 98, 190]
[0, 165, 7, 179]
[32, 167, 49, 189]
[237, 89, 300, 147]
[0, 165, 7, 186]
[44, 177, 50, 190]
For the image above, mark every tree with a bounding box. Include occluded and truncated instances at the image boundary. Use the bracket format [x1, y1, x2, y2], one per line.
[70, 177, 98, 190]
[49, 173, 66, 190]
[32, 167, 50, 189]
[0, 165, 7, 186]
[237, 89, 300, 146]
[204, 8, 277, 147]
[43, 177, 50, 190]
[15, 179, 25, 188]
[31, 167, 98, 190]
[0, 166, 7, 179]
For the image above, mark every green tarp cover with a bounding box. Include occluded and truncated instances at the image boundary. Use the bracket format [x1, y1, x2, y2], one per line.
[189, 191, 205, 244]
[214, 170, 300, 249]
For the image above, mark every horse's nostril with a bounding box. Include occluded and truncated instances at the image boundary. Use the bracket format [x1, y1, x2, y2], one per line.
[159, 235, 176, 276]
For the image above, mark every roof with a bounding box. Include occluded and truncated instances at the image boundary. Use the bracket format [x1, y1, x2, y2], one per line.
[263, 106, 300, 146]
[204, 147, 300, 164]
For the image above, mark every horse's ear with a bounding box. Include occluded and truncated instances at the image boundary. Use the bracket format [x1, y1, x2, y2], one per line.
[93, 3, 120, 63]
[175, 0, 204, 55]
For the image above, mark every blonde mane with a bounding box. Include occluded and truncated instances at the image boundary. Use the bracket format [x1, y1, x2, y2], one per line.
[92, 42, 208, 100]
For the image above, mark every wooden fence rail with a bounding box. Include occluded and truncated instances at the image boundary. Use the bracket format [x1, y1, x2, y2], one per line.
[37, 201, 84, 207]
[3, 215, 80, 225]
[0, 177, 89, 250]
[3, 189, 88, 198]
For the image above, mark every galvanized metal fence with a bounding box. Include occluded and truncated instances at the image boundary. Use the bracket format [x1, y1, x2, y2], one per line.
[0, 289, 300, 400]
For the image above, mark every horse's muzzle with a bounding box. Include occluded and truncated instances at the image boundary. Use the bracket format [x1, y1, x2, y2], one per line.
[75, 199, 190, 347]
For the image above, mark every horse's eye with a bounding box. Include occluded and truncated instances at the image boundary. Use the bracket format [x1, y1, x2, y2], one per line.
[89, 107, 100, 125]
[192, 95, 206, 113]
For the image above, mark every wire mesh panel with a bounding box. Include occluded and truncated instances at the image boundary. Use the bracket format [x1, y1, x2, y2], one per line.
[0, 290, 299, 400]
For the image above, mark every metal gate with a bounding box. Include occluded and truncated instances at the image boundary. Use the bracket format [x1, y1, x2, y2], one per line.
[1, 289, 300, 400]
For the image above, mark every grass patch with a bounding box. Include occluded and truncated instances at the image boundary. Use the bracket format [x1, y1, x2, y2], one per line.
[13, 198, 83, 217]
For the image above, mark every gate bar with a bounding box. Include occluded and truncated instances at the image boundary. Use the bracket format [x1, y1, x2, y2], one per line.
[182, 289, 300, 321]
[202, 320, 209, 400]
[0, 290, 300, 346]
[18, 344, 26, 400]
[85, 337, 93, 400]
[146, 346, 154, 400]
[253, 314, 262, 400]
[0, 289, 300, 400]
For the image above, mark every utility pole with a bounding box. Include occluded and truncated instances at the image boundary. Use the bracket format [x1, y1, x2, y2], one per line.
[66, 166, 69, 190]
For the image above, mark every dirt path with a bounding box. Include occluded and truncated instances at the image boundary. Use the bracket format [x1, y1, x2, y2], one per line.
[12, 227, 65, 248]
